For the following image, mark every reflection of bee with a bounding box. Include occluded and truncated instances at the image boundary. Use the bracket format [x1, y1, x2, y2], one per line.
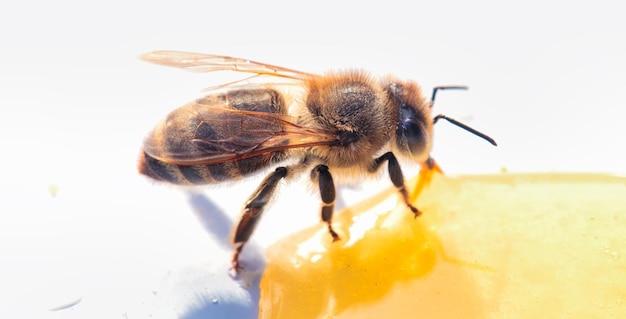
[138, 51, 497, 272]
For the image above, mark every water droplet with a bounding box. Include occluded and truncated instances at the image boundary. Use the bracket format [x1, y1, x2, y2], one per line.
[211, 297, 219, 304]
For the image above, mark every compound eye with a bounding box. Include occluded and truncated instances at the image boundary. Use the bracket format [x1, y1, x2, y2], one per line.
[399, 119, 428, 157]
[404, 119, 426, 147]
[404, 119, 422, 139]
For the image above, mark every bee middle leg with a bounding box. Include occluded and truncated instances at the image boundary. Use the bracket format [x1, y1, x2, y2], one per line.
[231, 166, 288, 272]
[369, 152, 421, 217]
[311, 164, 340, 242]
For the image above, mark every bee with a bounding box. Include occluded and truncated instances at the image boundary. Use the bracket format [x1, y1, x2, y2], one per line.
[138, 51, 497, 272]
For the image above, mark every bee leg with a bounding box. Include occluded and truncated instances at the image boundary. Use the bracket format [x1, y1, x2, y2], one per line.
[370, 152, 421, 217]
[311, 165, 340, 242]
[231, 166, 288, 272]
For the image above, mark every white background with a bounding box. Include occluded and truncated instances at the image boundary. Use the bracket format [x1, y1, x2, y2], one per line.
[1, 0, 624, 318]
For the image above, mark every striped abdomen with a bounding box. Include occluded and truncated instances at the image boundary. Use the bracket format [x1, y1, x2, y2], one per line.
[138, 88, 289, 185]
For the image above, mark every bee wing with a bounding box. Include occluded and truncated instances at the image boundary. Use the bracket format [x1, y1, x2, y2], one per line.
[140, 50, 315, 81]
[143, 104, 337, 166]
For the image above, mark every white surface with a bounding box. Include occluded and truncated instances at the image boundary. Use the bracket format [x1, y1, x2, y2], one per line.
[1, 0, 625, 318]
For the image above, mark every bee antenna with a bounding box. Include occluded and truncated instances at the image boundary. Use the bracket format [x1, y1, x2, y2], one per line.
[433, 114, 497, 146]
[430, 86, 468, 104]
[430, 86, 497, 146]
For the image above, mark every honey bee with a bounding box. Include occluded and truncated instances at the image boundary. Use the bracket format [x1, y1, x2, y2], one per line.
[138, 51, 497, 272]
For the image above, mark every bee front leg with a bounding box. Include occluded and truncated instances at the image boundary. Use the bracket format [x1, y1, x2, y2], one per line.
[311, 165, 340, 242]
[370, 152, 421, 217]
[231, 166, 288, 272]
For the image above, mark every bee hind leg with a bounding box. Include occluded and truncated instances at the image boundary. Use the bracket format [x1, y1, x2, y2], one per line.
[311, 165, 340, 242]
[370, 152, 421, 217]
[231, 166, 288, 273]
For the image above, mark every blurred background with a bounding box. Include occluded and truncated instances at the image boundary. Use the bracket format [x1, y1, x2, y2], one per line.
[1, 0, 624, 317]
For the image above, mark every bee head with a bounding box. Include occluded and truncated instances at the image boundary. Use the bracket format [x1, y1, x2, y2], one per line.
[386, 80, 433, 162]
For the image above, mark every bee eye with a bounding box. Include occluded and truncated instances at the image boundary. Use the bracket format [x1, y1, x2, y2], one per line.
[403, 119, 422, 140]
[396, 112, 428, 157]
[401, 119, 427, 153]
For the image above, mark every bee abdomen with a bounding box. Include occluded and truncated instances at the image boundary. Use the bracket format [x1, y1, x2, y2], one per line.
[139, 88, 289, 185]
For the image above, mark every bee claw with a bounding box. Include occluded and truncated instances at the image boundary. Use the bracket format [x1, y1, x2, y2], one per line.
[329, 226, 341, 242]
[228, 262, 243, 279]
[409, 205, 422, 218]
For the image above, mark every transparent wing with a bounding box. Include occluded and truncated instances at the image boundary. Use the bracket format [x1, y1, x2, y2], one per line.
[143, 104, 337, 166]
[140, 50, 315, 81]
